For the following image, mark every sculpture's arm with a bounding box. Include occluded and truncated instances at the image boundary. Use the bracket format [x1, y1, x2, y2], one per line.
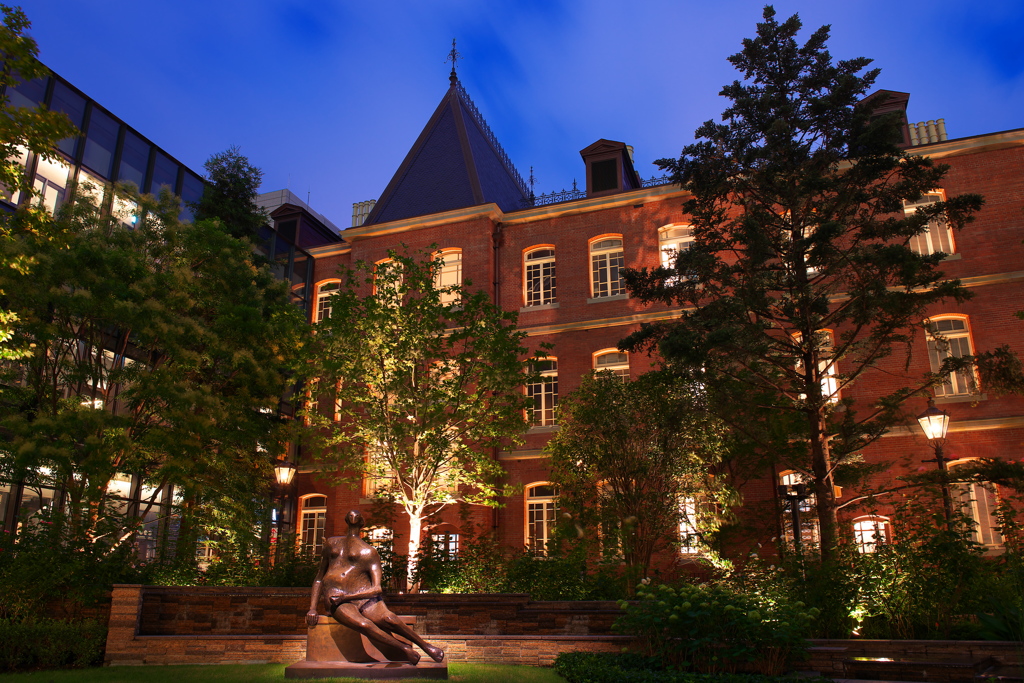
[305, 548, 330, 627]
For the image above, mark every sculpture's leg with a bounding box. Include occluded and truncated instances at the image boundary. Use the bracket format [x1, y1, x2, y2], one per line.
[330, 603, 420, 664]
[364, 603, 445, 663]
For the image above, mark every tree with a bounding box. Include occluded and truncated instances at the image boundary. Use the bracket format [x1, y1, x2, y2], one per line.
[0, 182, 305, 555]
[620, 7, 983, 561]
[546, 370, 732, 583]
[0, 4, 78, 360]
[191, 146, 268, 241]
[303, 249, 539, 582]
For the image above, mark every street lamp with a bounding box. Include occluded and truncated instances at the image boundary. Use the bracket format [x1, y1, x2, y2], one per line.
[274, 460, 297, 487]
[916, 398, 955, 530]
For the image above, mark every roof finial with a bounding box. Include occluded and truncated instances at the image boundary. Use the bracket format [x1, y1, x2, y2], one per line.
[446, 38, 461, 85]
[528, 166, 536, 201]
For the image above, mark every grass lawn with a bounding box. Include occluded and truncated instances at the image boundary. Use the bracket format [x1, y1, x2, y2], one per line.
[0, 662, 564, 683]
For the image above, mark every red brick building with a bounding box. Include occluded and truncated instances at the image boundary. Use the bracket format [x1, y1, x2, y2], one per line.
[287, 77, 1024, 569]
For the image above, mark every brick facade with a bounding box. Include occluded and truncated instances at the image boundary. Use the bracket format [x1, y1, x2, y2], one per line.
[293, 94, 1024, 568]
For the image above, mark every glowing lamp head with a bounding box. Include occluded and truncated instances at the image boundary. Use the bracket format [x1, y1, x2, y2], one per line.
[274, 460, 297, 486]
[916, 399, 950, 441]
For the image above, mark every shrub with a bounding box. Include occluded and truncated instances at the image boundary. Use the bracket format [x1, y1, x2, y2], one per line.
[614, 582, 817, 675]
[0, 618, 105, 672]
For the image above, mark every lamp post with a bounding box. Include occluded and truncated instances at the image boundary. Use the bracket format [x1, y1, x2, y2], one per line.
[916, 398, 955, 531]
[273, 459, 297, 552]
[778, 482, 811, 557]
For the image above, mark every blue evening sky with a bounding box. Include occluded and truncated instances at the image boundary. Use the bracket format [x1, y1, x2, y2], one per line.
[25, 0, 1024, 229]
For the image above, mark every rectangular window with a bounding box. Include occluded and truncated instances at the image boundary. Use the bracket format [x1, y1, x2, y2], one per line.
[117, 130, 150, 190]
[436, 250, 462, 304]
[659, 225, 694, 273]
[591, 238, 625, 298]
[300, 508, 326, 555]
[527, 360, 558, 426]
[50, 81, 86, 158]
[905, 192, 955, 256]
[316, 282, 340, 322]
[527, 484, 557, 554]
[524, 249, 556, 306]
[952, 481, 1004, 551]
[430, 532, 459, 559]
[33, 154, 71, 214]
[679, 498, 701, 554]
[82, 107, 119, 179]
[927, 318, 976, 397]
[779, 472, 819, 547]
[149, 151, 179, 196]
[853, 518, 888, 553]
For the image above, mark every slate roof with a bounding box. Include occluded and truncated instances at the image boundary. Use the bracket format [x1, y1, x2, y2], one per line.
[364, 77, 530, 225]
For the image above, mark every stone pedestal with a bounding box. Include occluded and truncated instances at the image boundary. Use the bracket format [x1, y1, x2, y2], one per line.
[284, 615, 448, 680]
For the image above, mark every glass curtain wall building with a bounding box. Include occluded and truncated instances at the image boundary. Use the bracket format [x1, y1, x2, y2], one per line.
[1, 68, 205, 220]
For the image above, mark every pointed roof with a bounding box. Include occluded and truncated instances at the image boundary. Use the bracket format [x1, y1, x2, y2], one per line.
[364, 77, 529, 225]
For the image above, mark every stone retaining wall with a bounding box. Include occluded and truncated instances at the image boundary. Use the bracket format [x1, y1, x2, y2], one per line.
[106, 584, 1024, 673]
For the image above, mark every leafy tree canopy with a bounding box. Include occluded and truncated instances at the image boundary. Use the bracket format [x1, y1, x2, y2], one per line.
[621, 6, 983, 560]
[303, 248, 542, 580]
[0, 182, 305, 555]
[547, 370, 734, 582]
[192, 146, 268, 240]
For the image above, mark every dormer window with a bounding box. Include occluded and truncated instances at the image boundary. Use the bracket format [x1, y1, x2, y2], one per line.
[580, 139, 642, 198]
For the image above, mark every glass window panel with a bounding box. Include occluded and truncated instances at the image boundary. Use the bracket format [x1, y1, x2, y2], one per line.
[7, 74, 47, 109]
[0, 481, 11, 525]
[75, 169, 107, 207]
[1, 145, 29, 205]
[149, 151, 178, 196]
[179, 172, 204, 221]
[33, 154, 71, 214]
[81, 107, 119, 178]
[18, 485, 58, 531]
[50, 81, 86, 157]
[117, 130, 150, 190]
[106, 472, 133, 499]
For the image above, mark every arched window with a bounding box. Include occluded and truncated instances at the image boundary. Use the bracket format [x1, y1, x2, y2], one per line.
[905, 190, 955, 256]
[949, 460, 1004, 552]
[590, 236, 625, 298]
[778, 471, 819, 546]
[794, 330, 839, 403]
[526, 483, 558, 554]
[852, 516, 889, 553]
[374, 258, 402, 301]
[524, 247, 557, 306]
[659, 224, 694, 271]
[435, 249, 462, 304]
[926, 316, 977, 397]
[299, 494, 328, 555]
[315, 281, 340, 322]
[594, 350, 629, 380]
[527, 359, 558, 426]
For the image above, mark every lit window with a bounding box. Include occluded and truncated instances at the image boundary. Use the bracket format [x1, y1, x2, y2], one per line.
[949, 464, 1004, 552]
[526, 483, 558, 554]
[590, 237, 625, 298]
[364, 445, 397, 498]
[679, 498, 701, 555]
[300, 495, 328, 555]
[659, 224, 694, 272]
[527, 359, 558, 426]
[794, 330, 839, 403]
[33, 154, 71, 214]
[524, 248, 556, 306]
[435, 249, 462, 304]
[75, 169, 107, 207]
[315, 282, 340, 322]
[905, 191, 955, 256]
[1, 145, 29, 205]
[430, 532, 459, 559]
[779, 471, 819, 546]
[368, 527, 393, 544]
[853, 517, 889, 553]
[926, 317, 977, 397]
[374, 258, 402, 302]
[594, 350, 629, 380]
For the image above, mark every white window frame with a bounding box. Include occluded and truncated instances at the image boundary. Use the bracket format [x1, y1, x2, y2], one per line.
[948, 461, 1004, 552]
[300, 495, 328, 555]
[594, 349, 629, 381]
[779, 471, 820, 546]
[926, 316, 977, 398]
[526, 482, 558, 554]
[794, 330, 839, 403]
[315, 281, 341, 322]
[659, 224, 694, 273]
[853, 516, 889, 553]
[435, 249, 462, 305]
[524, 247, 557, 306]
[679, 497, 702, 555]
[527, 359, 558, 426]
[590, 237, 625, 298]
[430, 531, 460, 559]
[905, 190, 955, 256]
